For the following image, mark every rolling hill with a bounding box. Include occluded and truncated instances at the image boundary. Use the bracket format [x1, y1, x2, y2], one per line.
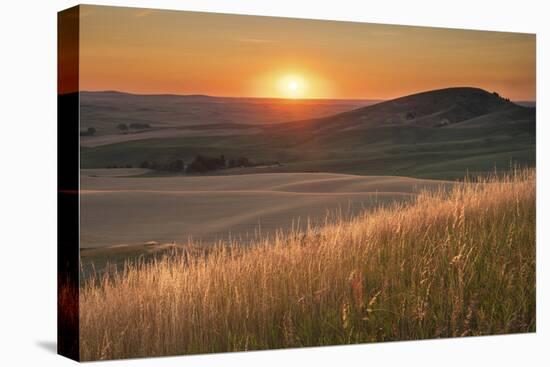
[80, 87, 535, 180]
[79, 91, 378, 145]
[273, 87, 533, 132]
[80, 170, 456, 249]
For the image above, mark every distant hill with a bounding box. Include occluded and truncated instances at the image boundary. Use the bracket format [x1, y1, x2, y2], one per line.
[273, 87, 534, 133]
[80, 87, 535, 180]
[79, 91, 379, 135]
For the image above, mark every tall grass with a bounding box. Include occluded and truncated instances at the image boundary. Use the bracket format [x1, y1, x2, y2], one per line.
[79, 169, 536, 361]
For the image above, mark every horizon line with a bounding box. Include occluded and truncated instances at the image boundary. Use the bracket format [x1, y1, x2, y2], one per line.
[78, 89, 383, 102]
[67, 88, 536, 103]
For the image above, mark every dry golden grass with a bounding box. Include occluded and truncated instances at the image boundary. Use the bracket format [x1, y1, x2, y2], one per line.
[79, 169, 536, 361]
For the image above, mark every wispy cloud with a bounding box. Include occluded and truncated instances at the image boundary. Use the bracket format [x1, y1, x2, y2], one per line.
[235, 38, 276, 44]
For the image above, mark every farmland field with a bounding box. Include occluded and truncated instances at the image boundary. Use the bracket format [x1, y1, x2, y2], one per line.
[80, 169, 455, 249]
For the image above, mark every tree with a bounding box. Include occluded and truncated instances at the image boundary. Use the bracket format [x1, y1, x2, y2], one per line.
[188, 159, 207, 173]
[237, 157, 251, 167]
[117, 123, 128, 132]
[168, 159, 184, 172]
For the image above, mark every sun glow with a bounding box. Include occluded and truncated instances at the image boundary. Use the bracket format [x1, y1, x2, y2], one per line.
[252, 70, 330, 99]
[277, 74, 308, 99]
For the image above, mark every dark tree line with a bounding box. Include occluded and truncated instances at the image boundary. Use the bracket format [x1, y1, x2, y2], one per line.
[187, 155, 255, 172]
[187, 155, 226, 173]
[106, 164, 133, 169]
[105, 154, 278, 173]
[139, 159, 185, 172]
[117, 122, 152, 132]
[492, 91, 511, 102]
[134, 154, 259, 173]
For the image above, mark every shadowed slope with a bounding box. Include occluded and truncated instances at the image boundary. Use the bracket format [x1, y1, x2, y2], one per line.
[80, 170, 454, 248]
[79, 87, 535, 179]
[274, 87, 531, 133]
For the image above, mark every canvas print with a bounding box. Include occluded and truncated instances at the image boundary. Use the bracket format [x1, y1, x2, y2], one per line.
[58, 5, 536, 361]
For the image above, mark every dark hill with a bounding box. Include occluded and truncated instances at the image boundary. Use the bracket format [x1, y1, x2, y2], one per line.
[80, 87, 535, 180]
[275, 87, 530, 133]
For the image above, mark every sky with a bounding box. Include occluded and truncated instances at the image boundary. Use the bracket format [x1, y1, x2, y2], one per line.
[76, 5, 536, 100]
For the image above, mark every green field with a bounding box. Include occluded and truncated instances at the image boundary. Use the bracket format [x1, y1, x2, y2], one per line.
[81, 123, 534, 180]
[79, 88, 536, 180]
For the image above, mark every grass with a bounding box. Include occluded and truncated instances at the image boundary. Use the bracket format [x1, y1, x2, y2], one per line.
[80, 124, 535, 180]
[79, 169, 535, 360]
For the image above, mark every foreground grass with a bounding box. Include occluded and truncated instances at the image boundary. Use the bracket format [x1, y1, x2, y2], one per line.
[80, 170, 535, 360]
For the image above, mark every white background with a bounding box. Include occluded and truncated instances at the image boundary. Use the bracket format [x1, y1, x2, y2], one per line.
[0, 0, 547, 365]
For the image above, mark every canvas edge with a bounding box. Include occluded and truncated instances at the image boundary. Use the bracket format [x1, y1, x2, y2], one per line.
[58, 5, 81, 362]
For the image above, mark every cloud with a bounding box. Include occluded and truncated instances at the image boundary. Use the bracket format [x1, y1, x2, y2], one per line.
[235, 38, 276, 44]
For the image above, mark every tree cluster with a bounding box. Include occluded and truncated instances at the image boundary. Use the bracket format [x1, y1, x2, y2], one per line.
[187, 155, 225, 173]
[117, 122, 152, 132]
[139, 159, 185, 172]
[188, 155, 254, 173]
[106, 164, 133, 169]
[493, 91, 511, 102]
[135, 154, 257, 174]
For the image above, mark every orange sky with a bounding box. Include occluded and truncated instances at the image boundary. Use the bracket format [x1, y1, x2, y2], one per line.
[78, 5, 536, 100]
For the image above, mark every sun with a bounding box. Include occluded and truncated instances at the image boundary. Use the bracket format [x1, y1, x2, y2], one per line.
[277, 74, 307, 99]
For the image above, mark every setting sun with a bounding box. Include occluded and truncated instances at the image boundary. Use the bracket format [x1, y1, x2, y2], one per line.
[277, 74, 308, 99]
[77, 6, 536, 100]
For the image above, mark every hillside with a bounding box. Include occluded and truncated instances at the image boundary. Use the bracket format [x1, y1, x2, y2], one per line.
[78, 169, 535, 360]
[273, 87, 533, 133]
[79, 170, 455, 249]
[79, 87, 535, 180]
[79, 91, 378, 145]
